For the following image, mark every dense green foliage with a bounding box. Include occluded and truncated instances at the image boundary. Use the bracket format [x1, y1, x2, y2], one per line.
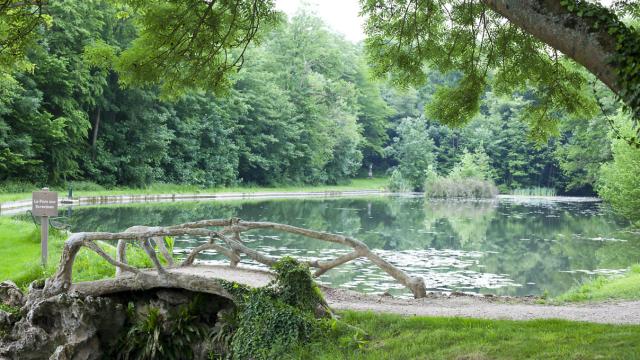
[223, 257, 328, 360]
[360, 0, 640, 143]
[599, 114, 640, 225]
[0, 3, 382, 187]
[0, 0, 639, 219]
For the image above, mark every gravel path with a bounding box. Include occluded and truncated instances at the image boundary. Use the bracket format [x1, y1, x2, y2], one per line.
[76, 265, 640, 325]
[177, 266, 640, 325]
[323, 287, 640, 325]
[166, 266, 640, 325]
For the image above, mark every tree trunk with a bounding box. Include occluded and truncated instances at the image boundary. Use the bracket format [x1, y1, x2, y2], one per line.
[482, 0, 620, 94]
[91, 108, 101, 154]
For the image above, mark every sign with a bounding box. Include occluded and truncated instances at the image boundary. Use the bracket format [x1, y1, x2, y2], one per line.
[32, 188, 58, 267]
[32, 190, 58, 217]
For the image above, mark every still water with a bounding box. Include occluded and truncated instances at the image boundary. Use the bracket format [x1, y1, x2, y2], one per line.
[66, 195, 640, 297]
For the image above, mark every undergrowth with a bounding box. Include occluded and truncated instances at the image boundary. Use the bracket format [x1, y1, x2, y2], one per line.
[111, 296, 214, 360]
[222, 257, 333, 360]
[110, 257, 363, 359]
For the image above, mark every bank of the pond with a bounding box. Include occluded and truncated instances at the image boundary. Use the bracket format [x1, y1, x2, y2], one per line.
[323, 287, 640, 325]
[0, 178, 389, 204]
[555, 265, 640, 303]
[298, 311, 640, 359]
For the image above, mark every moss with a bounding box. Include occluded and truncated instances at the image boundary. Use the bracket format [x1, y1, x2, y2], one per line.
[0, 304, 20, 316]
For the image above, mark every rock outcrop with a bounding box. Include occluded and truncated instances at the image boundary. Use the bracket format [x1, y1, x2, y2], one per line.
[0, 287, 231, 360]
[0, 282, 24, 308]
[0, 291, 126, 360]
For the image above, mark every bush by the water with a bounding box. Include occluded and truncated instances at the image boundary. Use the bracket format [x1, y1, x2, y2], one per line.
[424, 178, 498, 199]
[423, 148, 498, 198]
[387, 169, 413, 192]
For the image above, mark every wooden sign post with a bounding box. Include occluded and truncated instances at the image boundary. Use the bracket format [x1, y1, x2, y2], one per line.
[32, 188, 58, 267]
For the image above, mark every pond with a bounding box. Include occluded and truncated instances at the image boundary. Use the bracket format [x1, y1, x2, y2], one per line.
[65, 195, 640, 297]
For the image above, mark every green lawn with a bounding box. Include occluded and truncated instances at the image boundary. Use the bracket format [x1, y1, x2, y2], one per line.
[298, 311, 640, 359]
[0, 178, 389, 203]
[555, 265, 640, 303]
[0, 217, 63, 287]
[0, 217, 152, 288]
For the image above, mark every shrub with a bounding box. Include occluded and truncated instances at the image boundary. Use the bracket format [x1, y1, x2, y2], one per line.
[598, 114, 640, 225]
[424, 149, 498, 199]
[497, 184, 511, 194]
[112, 295, 217, 360]
[0, 181, 39, 193]
[387, 169, 413, 193]
[425, 178, 498, 199]
[221, 257, 332, 360]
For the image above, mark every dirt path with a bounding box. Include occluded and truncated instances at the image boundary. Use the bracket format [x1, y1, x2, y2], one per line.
[322, 287, 640, 325]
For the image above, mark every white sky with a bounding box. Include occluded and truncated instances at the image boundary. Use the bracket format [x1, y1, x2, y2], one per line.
[275, 0, 365, 43]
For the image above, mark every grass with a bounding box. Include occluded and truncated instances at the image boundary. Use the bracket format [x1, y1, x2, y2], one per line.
[297, 311, 640, 359]
[510, 187, 557, 197]
[555, 265, 640, 303]
[0, 178, 388, 203]
[0, 217, 63, 287]
[0, 217, 154, 288]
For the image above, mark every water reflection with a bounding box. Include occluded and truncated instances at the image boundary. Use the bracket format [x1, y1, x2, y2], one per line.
[67, 196, 640, 297]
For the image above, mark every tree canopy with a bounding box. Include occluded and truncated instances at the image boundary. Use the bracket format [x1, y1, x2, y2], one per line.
[3, 0, 639, 141]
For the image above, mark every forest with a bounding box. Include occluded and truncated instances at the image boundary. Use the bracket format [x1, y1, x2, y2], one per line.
[0, 1, 637, 216]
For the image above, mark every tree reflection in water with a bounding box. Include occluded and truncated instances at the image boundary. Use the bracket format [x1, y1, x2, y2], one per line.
[66, 196, 640, 297]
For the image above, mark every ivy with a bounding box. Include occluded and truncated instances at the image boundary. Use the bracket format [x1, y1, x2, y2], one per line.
[560, 0, 640, 146]
[221, 257, 330, 360]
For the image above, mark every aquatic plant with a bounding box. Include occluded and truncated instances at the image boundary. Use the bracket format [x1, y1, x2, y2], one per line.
[511, 187, 557, 197]
[425, 178, 498, 199]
